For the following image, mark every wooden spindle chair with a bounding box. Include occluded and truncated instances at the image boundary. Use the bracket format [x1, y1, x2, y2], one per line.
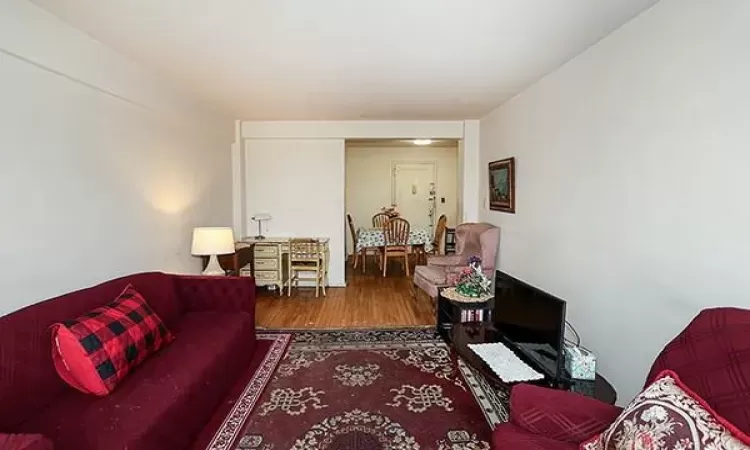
[287, 238, 326, 297]
[380, 217, 410, 277]
[372, 213, 390, 228]
[413, 214, 447, 265]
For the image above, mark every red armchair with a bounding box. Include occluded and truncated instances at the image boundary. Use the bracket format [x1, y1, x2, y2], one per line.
[492, 307, 750, 448]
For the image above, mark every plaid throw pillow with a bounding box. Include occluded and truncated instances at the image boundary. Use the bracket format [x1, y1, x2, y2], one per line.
[581, 370, 750, 450]
[51, 284, 175, 396]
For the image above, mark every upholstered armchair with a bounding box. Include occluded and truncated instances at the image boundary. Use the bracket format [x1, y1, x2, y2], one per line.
[492, 307, 750, 448]
[413, 222, 500, 299]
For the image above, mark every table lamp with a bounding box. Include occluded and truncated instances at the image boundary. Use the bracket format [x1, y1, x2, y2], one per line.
[191, 227, 235, 276]
[251, 214, 272, 239]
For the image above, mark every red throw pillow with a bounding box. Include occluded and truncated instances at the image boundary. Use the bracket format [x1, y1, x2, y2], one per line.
[50, 284, 175, 396]
[581, 370, 750, 449]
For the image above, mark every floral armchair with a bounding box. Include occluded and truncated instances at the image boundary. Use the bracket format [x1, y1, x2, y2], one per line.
[412, 222, 500, 299]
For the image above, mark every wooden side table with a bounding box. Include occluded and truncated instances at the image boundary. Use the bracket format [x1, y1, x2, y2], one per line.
[201, 244, 253, 276]
[436, 287, 494, 343]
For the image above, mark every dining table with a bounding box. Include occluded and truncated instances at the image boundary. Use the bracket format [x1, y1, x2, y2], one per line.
[356, 226, 433, 253]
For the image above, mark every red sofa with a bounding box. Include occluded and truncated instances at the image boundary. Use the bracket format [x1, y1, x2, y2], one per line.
[492, 307, 750, 448]
[0, 272, 257, 450]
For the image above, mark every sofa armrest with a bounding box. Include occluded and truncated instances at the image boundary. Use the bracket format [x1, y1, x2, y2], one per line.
[509, 384, 622, 444]
[173, 275, 256, 318]
[427, 254, 464, 267]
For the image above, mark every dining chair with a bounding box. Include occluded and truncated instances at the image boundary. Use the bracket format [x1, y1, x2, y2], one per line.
[413, 214, 447, 265]
[380, 217, 410, 277]
[372, 213, 390, 228]
[347, 214, 376, 273]
[287, 238, 326, 297]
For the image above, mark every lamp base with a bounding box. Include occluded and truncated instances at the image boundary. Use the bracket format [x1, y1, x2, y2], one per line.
[202, 254, 226, 276]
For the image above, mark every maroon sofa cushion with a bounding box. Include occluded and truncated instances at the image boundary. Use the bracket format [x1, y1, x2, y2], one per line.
[506, 383, 623, 444]
[19, 311, 256, 450]
[646, 307, 750, 435]
[0, 272, 181, 431]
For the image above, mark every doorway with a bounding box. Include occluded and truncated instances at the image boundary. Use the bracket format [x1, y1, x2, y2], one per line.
[391, 161, 437, 232]
[344, 139, 460, 265]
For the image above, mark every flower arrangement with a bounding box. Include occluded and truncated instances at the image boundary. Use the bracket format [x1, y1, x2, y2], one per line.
[455, 256, 492, 298]
[380, 206, 400, 218]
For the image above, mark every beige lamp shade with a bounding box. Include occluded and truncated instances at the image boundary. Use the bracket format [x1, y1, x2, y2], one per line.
[191, 227, 235, 256]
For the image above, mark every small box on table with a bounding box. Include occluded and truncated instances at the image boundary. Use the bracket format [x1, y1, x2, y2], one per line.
[564, 343, 596, 380]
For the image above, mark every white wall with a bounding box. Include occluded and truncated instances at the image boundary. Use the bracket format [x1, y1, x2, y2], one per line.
[0, 0, 234, 316]
[479, 0, 750, 404]
[461, 120, 480, 222]
[345, 144, 459, 254]
[244, 139, 346, 285]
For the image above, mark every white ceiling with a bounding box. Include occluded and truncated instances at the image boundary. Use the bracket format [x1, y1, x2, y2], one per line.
[31, 0, 658, 120]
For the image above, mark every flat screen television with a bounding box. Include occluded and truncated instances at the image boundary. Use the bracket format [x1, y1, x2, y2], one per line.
[493, 270, 567, 383]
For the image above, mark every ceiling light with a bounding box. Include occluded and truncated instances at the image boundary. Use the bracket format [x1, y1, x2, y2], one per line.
[413, 139, 433, 146]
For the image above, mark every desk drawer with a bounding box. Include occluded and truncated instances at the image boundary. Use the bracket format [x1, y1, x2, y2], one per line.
[254, 270, 278, 281]
[254, 245, 278, 257]
[254, 258, 278, 270]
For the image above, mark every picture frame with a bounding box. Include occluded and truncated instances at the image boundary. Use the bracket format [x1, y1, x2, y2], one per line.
[488, 157, 515, 213]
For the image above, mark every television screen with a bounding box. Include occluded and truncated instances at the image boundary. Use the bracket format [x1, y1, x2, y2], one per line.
[493, 271, 567, 380]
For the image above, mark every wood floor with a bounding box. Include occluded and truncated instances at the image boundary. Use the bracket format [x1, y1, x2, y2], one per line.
[255, 256, 436, 329]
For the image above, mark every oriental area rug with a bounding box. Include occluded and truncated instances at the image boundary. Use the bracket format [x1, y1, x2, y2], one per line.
[203, 328, 508, 450]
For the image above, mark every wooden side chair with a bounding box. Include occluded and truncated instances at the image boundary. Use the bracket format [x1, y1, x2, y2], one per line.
[372, 213, 389, 228]
[287, 238, 326, 297]
[380, 217, 410, 277]
[347, 214, 359, 267]
[348, 214, 380, 273]
[414, 214, 447, 265]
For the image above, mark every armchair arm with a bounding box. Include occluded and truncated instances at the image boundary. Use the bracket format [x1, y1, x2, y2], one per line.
[509, 384, 622, 444]
[427, 254, 464, 267]
[173, 275, 256, 318]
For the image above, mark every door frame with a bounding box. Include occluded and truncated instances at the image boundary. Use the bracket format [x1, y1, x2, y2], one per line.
[390, 160, 438, 230]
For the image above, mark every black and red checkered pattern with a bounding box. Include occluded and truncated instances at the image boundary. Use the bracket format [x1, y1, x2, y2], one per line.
[58, 284, 174, 393]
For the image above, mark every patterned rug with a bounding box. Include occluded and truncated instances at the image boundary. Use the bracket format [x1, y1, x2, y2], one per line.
[204, 328, 508, 450]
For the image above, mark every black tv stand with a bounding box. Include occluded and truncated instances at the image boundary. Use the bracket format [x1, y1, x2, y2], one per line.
[450, 322, 617, 405]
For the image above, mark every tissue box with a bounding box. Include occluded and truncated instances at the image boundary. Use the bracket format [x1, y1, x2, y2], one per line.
[564, 343, 596, 380]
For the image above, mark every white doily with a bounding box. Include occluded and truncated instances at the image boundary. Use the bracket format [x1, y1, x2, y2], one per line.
[468, 342, 544, 383]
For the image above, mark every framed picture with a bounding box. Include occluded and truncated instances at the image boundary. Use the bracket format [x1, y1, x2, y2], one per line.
[488, 157, 515, 213]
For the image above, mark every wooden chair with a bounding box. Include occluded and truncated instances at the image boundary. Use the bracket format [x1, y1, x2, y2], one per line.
[287, 238, 326, 297]
[348, 214, 381, 273]
[413, 214, 447, 265]
[372, 213, 390, 228]
[380, 217, 410, 277]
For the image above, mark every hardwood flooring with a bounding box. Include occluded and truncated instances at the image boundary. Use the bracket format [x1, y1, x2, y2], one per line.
[255, 256, 435, 329]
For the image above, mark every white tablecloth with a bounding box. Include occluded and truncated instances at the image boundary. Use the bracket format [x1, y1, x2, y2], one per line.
[355, 226, 432, 252]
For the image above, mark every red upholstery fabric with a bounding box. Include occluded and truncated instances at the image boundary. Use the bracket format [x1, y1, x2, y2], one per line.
[646, 307, 750, 435]
[0, 272, 180, 431]
[505, 384, 622, 443]
[174, 275, 255, 316]
[0, 272, 257, 450]
[0, 434, 53, 450]
[19, 311, 256, 450]
[51, 285, 174, 395]
[492, 423, 577, 450]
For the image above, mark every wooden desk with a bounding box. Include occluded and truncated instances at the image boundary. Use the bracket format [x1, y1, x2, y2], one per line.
[201, 244, 253, 276]
[239, 237, 330, 295]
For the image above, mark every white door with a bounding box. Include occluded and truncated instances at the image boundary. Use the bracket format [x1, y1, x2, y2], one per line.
[392, 162, 437, 230]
